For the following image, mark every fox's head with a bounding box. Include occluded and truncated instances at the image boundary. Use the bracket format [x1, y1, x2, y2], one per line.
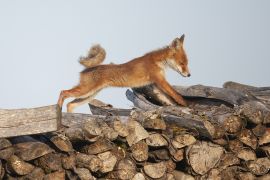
[167, 34, 190, 77]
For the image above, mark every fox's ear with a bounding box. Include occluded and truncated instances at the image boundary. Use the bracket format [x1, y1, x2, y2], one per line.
[172, 38, 182, 49]
[179, 34, 185, 44]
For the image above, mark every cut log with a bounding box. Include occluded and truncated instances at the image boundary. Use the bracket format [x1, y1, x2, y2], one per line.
[82, 138, 113, 155]
[186, 141, 224, 175]
[237, 172, 255, 180]
[126, 120, 149, 146]
[115, 158, 136, 180]
[143, 162, 167, 179]
[132, 173, 145, 180]
[169, 147, 184, 162]
[171, 134, 196, 149]
[228, 139, 243, 154]
[237, 148, 256, 161]
[145, 133, 168, 147]
[258, 128, 270, 145]
[74, 168, 95, 180]
[61, 154, 76, 170]
[218, 153, 240, 170]
[75, 153, 102, 172]
[14, 141, 54, 161]
[149, 149, 170, 161]
[131, 140, 148, 162]
[50, 135, 74, 152]
[172, 170, 195, 180]
[0, 105, 61, 138]
[97, 151, 117, 173]
[0, 147, 15, 160]
[246, 157, 270, 176]
[7, 155, 35, 176]
[252, 124, 267, 137]
[238, 129, 258, 150]
[113, 120, 129, 137]
[35, 153, 62, 173]
[0, 138, 12, 150]
[43, 170, 65, 180]
[21, 167, 45, 180]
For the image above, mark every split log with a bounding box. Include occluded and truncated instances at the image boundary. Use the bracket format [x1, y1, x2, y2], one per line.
[0, 105, 61, 138]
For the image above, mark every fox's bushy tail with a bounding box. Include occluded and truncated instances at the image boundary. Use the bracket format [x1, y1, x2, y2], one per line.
[79, 44, 106, 68]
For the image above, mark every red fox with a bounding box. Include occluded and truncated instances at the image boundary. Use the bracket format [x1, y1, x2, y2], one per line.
[58, 34, 190, 112]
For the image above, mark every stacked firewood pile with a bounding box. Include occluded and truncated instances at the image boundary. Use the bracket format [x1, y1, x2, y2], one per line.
[0, 81, 270, 179]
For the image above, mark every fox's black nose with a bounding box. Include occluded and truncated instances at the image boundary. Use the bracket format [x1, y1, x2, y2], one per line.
[187, 73, 191, 77]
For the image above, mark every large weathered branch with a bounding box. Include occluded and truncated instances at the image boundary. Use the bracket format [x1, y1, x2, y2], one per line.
[224, 81, 270, 106]
[133, 84, 256, 107]
[0, 105, 61, 138]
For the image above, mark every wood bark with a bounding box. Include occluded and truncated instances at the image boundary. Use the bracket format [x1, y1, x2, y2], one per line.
[0, 105, 61, 138]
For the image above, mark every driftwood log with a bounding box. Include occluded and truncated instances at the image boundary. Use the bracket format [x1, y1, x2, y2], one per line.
[0, 105, 61, 138]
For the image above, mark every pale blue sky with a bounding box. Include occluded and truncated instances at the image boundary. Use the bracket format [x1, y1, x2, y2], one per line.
[0, 0, 269, 112]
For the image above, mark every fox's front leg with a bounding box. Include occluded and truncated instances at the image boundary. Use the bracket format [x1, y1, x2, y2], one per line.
[153, 77, 187, 106]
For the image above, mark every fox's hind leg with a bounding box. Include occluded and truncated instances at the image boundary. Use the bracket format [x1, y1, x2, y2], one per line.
[57, 84, 95, 108]
[67, 97, 91, 113]
[66, 89, 100, 112]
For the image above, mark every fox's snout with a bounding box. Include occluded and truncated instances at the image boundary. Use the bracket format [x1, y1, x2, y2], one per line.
[181, 71, 191, 77]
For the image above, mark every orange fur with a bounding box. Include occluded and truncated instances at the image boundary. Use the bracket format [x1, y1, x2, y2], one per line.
[57, 34, 190, 112]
